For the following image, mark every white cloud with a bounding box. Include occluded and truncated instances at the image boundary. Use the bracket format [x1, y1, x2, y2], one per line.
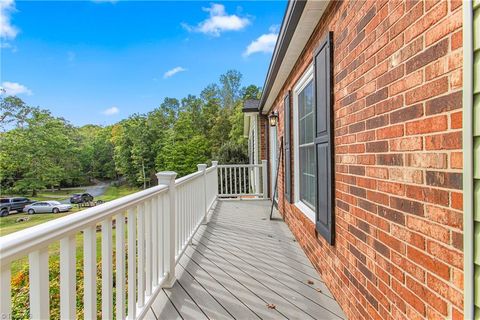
[102, 106, 119, 116]
[183, 3, 250, 37]
[163, 66, 187, 79]
[243, 32, 278, 57]
[0, 0, 19, 39]
[0, 81, 32, 96]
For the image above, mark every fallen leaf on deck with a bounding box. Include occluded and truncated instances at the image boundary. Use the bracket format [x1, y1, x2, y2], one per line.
[316, 288, 322, 292]
[267, 303, 276, 309]
[307, 280, 314, 285]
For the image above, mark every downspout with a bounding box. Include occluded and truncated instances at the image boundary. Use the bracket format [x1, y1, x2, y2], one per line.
[463, 1, 474, 319]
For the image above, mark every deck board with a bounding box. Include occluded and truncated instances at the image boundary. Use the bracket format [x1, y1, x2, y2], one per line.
[150, 200, 346, 320]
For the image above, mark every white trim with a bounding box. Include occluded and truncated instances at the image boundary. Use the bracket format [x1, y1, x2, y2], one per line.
[295, 201, 316, 222]
[463, 1, 475, 319]
[292, 64, 315, 222]
[269, 125, 278, 199]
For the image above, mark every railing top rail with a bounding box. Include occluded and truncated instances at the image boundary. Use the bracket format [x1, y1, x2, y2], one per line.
[205, 166, 217, 173]
[0, 184, 169, 264]
[217, 164, 261, 168]
[175, 170, 203, 187]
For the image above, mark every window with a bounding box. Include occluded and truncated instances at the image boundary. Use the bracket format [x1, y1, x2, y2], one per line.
[298, 81, 315, 210]
[293, 65, 316, 221]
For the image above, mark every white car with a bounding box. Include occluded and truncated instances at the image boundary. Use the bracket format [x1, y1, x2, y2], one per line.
[25, 201, 72, 214]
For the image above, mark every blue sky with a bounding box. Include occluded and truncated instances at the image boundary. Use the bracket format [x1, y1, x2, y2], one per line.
[0, 0, 286, 126]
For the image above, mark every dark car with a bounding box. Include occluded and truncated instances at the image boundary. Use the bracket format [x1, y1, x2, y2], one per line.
[69, 193, 94, 204]
[0, 197, 34, 217]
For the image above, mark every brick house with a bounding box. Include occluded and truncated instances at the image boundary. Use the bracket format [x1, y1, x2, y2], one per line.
[245, 0, 479, 319]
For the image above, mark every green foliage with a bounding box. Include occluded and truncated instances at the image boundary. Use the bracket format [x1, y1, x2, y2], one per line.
[0, 108, 82, 195]
[216, 140, 249, 164]
[0, 70, 256, 193]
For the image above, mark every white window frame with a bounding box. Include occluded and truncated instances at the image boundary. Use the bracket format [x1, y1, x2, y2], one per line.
[293, 64, 315, 223]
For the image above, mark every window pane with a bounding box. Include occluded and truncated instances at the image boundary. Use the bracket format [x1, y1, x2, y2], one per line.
[297, 79, 316, 211]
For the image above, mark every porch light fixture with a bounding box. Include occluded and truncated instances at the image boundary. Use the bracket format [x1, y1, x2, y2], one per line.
[268, 111, 278, 127]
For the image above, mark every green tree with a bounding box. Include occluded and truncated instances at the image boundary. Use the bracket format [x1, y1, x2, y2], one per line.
[0, 95, 35, 130]
[0, 108, 81, 195]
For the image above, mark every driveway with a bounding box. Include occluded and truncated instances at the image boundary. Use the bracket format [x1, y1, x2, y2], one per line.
[59, 181, 110, 204]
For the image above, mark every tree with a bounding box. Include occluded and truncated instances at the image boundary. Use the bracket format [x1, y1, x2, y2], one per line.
[241, 85, 261, 100]
[219, 70, 242, 109]
[0, 96, 35, 130]
[0, 108, 81, 195]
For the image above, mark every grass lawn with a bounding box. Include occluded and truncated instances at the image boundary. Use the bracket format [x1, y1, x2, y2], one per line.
[0, 209, 83, 237]
[1, 185, 140, 236]
[96, 185, 140, 202]
[1, 184, 140, 276]
[35, 188, 86, 201]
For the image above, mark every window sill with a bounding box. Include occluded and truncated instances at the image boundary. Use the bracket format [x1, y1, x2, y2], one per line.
[294, 201, 315, 223]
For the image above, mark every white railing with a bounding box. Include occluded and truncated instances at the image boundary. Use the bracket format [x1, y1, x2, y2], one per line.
[0, 162, 218, 320]
[217, 160, 267, 198]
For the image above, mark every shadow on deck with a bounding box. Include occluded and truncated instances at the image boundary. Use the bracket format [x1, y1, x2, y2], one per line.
[144, 200, 346, 320]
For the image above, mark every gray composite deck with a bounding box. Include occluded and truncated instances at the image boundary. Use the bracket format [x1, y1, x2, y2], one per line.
[143, 200, 346, 320]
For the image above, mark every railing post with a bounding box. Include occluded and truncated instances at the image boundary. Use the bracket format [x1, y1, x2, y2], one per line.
[197, 164, 208, 224]
[212, 161, 219, 199]
[261, 160, 268, 199]
[156, 171, 177, 289]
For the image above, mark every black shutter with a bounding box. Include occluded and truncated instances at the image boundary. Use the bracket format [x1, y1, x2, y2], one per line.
[314, 32, 334, 245]
[284, 91, 292, 203]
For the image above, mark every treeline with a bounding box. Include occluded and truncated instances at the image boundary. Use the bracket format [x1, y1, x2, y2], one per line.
[0, 70, 259, 195]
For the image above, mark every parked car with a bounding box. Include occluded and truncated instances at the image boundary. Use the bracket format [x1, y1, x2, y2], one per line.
[70, 193, 94, 204]
[0, 197, 34, 217]
[25, 201, 72, 214]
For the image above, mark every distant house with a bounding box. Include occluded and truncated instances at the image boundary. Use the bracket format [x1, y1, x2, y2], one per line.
[245, 0, 477, 319]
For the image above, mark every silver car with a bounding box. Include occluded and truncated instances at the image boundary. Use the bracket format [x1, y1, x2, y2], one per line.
[25, 201, 72, 214]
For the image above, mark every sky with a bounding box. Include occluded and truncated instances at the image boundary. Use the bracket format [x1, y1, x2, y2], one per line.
[0, 0, 286, 126]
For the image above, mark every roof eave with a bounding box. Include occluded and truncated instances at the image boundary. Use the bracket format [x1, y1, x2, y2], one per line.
[259, 0, 307, 112]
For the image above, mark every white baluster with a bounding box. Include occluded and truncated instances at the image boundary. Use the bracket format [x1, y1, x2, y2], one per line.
[219, 167, 223, 195]
[229, 167, 233, 195]
[138, 204, 145, 308]
[145, 200, 152, 296]
[101, 218, 113, 319]
[60, 235, 76, 319]
[29, 248, 49, 320]
[151, 197, 158, 287]
[0, 262, 11, 319]
[127, 207, 137, 319]
[234, 167, 237, 195]
[83, 226, 96, 319]
[115, 212, 126, 320]
[158, 194, 165, 279]
[243, 167, 246, 194]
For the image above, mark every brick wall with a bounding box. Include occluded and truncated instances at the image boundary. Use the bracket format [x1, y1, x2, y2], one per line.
[259, 116, 268, 162]
[268, 1, 464, 319]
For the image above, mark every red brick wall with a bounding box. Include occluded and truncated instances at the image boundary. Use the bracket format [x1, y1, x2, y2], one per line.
[268, 1, 464, 319]
[259, 116, 268, 162]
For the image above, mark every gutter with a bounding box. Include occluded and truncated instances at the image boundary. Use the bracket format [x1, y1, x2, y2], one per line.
[258, 0, 307, 112]
[463, 1, 474, 319]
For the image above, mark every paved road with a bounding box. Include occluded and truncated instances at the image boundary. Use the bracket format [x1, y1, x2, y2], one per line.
[59, 182, 110, 204]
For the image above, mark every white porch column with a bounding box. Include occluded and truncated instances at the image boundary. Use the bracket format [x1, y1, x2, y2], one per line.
[156, 171, 177, 288]
[261, 160, 268, 199]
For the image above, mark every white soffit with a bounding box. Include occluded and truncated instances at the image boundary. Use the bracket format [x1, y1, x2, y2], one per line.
[262, 0, 329, 114]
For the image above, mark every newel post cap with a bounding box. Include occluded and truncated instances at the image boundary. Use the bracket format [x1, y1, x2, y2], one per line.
[212, 161, 218, 167]
[156, 171, 177, 185]
[197, 164, 207, 171]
